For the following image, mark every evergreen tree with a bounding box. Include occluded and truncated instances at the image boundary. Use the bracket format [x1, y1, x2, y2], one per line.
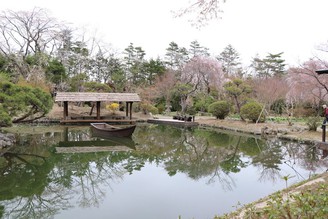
[66, 40, 90, 77]
[189, 40, 209, 58]
[0, 80, 53, 126]
[164, 42, 189, 71]
[45, 58, 67, 84]
[106, 56, 125, 90]
[251, 54, 269, 78]
[141, 58, 166, 85]
[263, 52, 286, 77]
[251, 52, 286, 78]
[217, 44, 242, 77]
[123, 43, 146, 85]
[90, 49, 108, 83]
[224, 78, 252, 121]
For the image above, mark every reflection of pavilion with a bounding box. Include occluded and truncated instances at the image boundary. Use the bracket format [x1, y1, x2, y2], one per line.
[56, 132, 136, 153]
[56, 145, 134, 153]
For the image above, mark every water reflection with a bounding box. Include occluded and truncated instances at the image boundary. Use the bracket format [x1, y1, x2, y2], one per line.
[0, 124, 327, 218]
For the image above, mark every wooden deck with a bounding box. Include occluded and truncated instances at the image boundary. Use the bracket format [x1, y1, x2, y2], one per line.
[59, 114, 136, 124]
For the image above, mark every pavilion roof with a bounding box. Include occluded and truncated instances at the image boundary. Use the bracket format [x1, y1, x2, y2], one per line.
[55, 92, 141, 102]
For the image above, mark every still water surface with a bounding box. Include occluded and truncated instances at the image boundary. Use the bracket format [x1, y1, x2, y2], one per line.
[0, 123, 327, 219]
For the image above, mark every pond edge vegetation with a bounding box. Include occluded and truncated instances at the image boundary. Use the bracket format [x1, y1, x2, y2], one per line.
[214, 172, 328, 219]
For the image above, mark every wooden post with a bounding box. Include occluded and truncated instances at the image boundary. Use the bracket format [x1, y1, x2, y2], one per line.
[126, 102, 129, 117]
[63, 101, 68, 120]
[323, 125, 326, 142]
[96, 101, 101, 120]
[129, 102, 133, 120]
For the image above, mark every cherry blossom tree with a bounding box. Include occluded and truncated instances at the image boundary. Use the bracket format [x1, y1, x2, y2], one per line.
[252, 76, 289, 112]
[179, 56, 226, 113]
[146, 70, 178, 113]
[182, 56, 225, 93]
[286, 59, 328, 113]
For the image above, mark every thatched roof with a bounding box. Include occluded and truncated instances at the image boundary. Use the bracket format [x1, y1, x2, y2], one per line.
[55, 92, 141, 102]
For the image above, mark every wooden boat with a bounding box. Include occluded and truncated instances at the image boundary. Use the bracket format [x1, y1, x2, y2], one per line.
[90, 123, 136, 138]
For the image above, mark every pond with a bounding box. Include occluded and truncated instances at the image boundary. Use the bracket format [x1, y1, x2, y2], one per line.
[0, 123, 327, 219]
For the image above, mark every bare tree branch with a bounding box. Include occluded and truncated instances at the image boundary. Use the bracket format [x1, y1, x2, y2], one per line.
[174, 0, 226, 28]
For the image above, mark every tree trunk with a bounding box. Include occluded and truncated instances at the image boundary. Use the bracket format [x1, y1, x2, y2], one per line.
[234, 96, 244, 121]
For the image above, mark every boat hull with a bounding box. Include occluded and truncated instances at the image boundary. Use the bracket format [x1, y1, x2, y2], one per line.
[90, 123, 136, 138]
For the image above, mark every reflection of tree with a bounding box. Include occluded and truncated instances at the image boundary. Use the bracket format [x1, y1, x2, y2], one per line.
[283, 141, 328, 177]
[251, 138, 328, 183]
[0, 150, 130, 217]
[0, 205, 4, 218]
[54, 152, 128, 208]
[2, 124, 328, 218]
[0, 127, 134, 218]
[159, 128, 252, 190]
[252, 138, 283, 183]
[134, 125, 290, 191]
[220, 137, 246, 174]
[3, 191, 72, 219]
[0, 143, 71, 218]
[2, 152, 46, 167]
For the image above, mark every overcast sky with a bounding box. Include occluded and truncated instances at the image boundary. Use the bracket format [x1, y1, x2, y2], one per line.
[2, 0, 328, 66]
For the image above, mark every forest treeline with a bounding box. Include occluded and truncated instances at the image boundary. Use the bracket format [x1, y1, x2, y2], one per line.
[1, 8, 328, 126]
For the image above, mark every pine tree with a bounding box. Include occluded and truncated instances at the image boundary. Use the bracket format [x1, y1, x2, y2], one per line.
[251, 52, 286, 78]
[217, 44, 242, 76]
[164, 42, 189, 71]
[189, 40, 209, 58]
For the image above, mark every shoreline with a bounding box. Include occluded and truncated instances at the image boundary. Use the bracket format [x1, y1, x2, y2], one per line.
[2, 109, 324, 149]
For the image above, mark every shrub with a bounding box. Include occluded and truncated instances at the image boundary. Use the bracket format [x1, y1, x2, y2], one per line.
[194, 95, 215, 113]
[186, 105, 197, 115]
[0, 106, 11, 127]
[271, 98, 285, 115]
[84, 81, 112, 92]
[156, 103, 165, 114]
[106, 102, 119, 114]
[149, 105, 159, 115]
[208, 101, 230, 119]
[255, 184, 328, 218]
[140, 103, 158, 115]
[240, 101, 265, 123]
[306, 116, 321, 131]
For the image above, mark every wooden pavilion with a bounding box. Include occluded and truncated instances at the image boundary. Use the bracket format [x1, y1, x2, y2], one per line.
[55, 92, 141, 124]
